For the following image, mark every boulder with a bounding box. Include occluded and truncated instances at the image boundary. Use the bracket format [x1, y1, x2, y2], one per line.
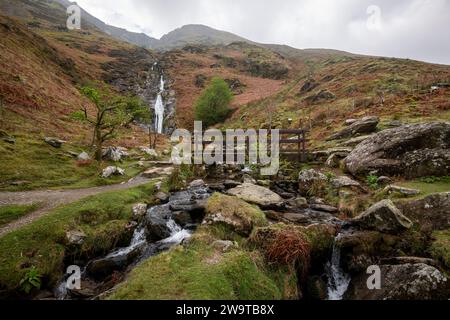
[328, 116, 379, 141]
[227, 183, 283, 208]
[345, 263, 449, 300]
[66, 230, 86, 245]
[298, 169, 327, 196]
[44, 137, 63, 148]
[282, 211, 340, 226]
[102, 147, 129, 162]
[212, 240, 238, 253]
[139, 147, 158, 158]
[142, 167, 174, 178]
[300, 79, 318, 93]
[102, 166, 125, 178]
[331, 176, 362, 190]
[189, 179, 205, 188]
[377, 176, 393, 186]
[351, 200, 413, 234]
[145, 214, 171, 241]
[77, 152, 91, 161]
[344, 122, 450, 178]
[132, 203, 147, 217]
[383, 185, 421, 197]
[305, 89, 335, 104]
[338, 135, 373, 147]
[155, 191, 170, 203]
[396, 192, 450, 231]
[204, 193, 267, 236]
[309, 204, 339, 214]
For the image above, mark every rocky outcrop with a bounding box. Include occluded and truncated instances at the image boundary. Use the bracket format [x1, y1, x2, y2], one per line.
[345, 263, 449, 300]
[351, 200, 413, 234]
[305, 89, 335, 104]
[44, 137, 63, 148]
[328, 116, 379, 141]
[227, 183, 283, 208]
[344, 122, 450, 178]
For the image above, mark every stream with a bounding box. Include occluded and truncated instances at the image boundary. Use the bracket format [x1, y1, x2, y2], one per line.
[54, 184, 211, 300]
[326, 233, 351, 300]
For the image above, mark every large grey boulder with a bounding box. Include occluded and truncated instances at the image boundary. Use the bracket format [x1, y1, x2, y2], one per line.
[227, 183, 283, 208]
[344, 122, 450, 178]
[328, 116, 379, 141]
[345, 263, 449, 300]
[102, 166, 125, 178]
[351, 199, 413, 234]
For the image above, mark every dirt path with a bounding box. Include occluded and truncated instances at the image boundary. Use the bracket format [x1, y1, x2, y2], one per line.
[0, 175, 156, 237]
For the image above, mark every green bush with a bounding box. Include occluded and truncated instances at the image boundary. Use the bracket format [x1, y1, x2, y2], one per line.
[194, 77, 233, 127]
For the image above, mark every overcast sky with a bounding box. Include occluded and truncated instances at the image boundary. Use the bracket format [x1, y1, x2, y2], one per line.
[75, 0, 450, 65]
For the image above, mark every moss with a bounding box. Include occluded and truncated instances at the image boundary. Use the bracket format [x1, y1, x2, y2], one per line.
[430, 229, 450, 269]
[108, 225, 294, 300]
[205, 193, 268, 236]
[0, 204, 40, 227]
[0, 183, 155, 297]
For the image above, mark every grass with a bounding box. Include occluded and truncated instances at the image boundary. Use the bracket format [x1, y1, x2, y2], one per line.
[0, 183, 156, 297]
[398, 177, 450, 199]
[0, 134, 145, 191]
[0, 204, 40, 227]
[108, 225, 294, 300]
[430, 229, 450, 269]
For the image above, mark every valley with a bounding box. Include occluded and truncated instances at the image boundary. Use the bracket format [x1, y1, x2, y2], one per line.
[0, 0, 449, 302]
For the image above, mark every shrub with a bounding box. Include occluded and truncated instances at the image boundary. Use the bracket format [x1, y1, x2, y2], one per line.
[366, 175, 379, 190]
[194, 77, 233, 127]
[19, 267, 41, 294]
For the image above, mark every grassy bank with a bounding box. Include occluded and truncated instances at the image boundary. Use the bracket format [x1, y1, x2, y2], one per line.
[0, 204, 40, 227]
[0, 183, 156, 297]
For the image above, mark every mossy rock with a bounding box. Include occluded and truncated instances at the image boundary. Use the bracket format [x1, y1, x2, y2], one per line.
[204, 193, 268, 236]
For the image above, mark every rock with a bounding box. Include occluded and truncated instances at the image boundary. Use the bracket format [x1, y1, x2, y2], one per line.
[328, 116, 380, 141]
[102, 166, 125, 178]
[212, 240, 237, 252]
[169, 199, 206, 214]
[204, 193, 267, 236]
[305, 89, 335, 104]
[344, 119, 358, 126]
[298, 169, 327, 196]
[242, 174, 256, 184]
[309, 204, 339, 214]
[325, 153, 346, 168]
[294, 197, 309, 209]
[380, 257, 440, 268]
[2, 136, 15, 144]
[172, 211, 193, 227]
[66, 230, 86, 245]
[300, 79, 318, 93]
[142, 167, 174, 178]
[208, 183, 226, 192]
[189, 179, 205, 188]
[139, 147, 158, 158]
[345, 263, 449, 300]
[77, 152, 91, 161]
[383, 185, 421, 197]
[387, 120, 403, 128]
[145, 214, 172, 241]
[377, 176, 393, 185]
[155, 191, 170, 203]
[257, 180, 271, 187]
[344, 122, 450, 178]
[351, 199, 413, 234]
[396, 192, 450, 231]
[132, 203, 147, 217]
[338, 135, 373, 147]
[44, 137, 63, 148]
[102, 147, 124, 162]
[282, 211, 340, 226]
[331, 176, 362, 190]
[227, 183, 283, 208]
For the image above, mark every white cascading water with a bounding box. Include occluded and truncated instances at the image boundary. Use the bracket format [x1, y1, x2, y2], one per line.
[326, 234, 351, 300]
[161, 219, 192, 244]
[154, 76, 165, 134]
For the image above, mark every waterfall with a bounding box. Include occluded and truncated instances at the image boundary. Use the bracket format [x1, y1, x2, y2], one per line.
[326, 234, 351, 300]
[154, 76, 165, 134]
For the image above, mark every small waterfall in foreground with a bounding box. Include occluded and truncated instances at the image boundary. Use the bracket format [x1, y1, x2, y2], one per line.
[154, 76, 165, 134]
[326, 233, 351, 300]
